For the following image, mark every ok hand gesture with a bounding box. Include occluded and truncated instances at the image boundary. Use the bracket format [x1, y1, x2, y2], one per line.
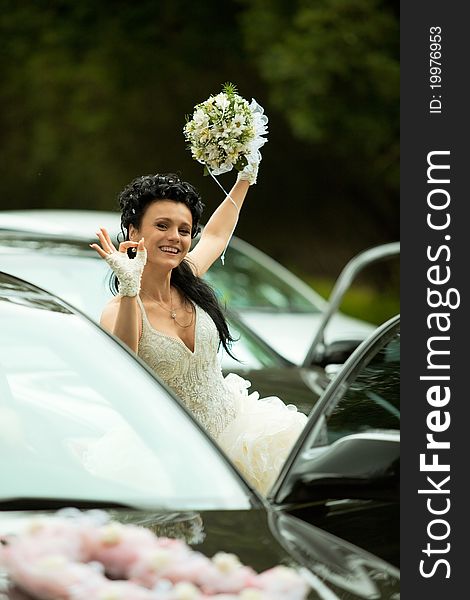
[90, 227, 147, 297]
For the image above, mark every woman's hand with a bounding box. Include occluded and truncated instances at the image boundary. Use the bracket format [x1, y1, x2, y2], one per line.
[236, 157, 260, 185]
[90, 228, 147, 297]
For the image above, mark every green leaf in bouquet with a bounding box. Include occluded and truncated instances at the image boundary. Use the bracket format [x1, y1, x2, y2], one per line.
[222, 82, 238, 97]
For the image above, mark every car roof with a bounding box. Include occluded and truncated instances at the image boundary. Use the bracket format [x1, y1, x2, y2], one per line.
[0, 209, 327, 309]
[0, 209, 122, 239]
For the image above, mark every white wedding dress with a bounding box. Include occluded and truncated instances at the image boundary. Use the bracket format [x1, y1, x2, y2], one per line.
[137, 298, 307, 495]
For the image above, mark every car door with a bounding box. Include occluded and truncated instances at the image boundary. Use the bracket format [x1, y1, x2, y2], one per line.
[303, 241, 399, 368]
[269, 315, 400, 567]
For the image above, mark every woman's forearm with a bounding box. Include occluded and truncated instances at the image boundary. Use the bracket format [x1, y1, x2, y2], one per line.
[111, 296, 140, 353]
[201, 178, 249, 243]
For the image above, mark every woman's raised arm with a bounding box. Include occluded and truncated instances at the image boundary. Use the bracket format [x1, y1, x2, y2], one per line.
[187, 178, 249, 276]
[187, 152, 262, 277]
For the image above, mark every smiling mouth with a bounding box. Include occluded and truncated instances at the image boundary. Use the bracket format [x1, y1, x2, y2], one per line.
[159, 246, 180, 254]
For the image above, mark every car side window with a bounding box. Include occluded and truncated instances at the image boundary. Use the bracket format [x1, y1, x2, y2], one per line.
[204, 249, 317, 312]
[317, 332, 400, 445]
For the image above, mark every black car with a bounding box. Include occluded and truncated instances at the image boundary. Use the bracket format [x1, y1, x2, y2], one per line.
[228, 313, 400, 567]
[0, 272, 400, 598]
[271, 315, 400, 567]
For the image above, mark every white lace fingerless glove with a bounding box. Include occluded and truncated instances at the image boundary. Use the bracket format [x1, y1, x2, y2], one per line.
[105, 248, 147, 297]
[236, 159, 260, 185]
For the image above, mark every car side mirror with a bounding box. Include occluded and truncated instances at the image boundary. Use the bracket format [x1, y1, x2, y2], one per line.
[276, 432, 400, 505]
[312, 338, 363, 368]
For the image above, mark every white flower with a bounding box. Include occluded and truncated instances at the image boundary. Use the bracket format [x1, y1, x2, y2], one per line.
[98, 590, 123, 600]
[150, 548, 172, 571]
[100, 523, 122, 545]
[207, 147, 220, 161]
[231, 124, 244, 136]
[37, 555, 68, 570]
[173, 582, 202, 600]
[213, 551, 242, 574]
[215, 93, 230, 111]
[240, 590, 263, 600]
[227, 150, 241, 163]
[192, 147, 205, 161]
[193, 108, 208, 127]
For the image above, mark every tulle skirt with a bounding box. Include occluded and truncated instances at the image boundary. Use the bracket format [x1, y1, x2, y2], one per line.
[217, 374, 308, 496]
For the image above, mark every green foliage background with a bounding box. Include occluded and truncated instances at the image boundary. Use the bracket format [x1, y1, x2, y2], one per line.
[0, 0, 399, 285]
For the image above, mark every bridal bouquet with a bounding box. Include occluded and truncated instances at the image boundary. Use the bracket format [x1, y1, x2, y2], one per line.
[183, 83, 268, 176]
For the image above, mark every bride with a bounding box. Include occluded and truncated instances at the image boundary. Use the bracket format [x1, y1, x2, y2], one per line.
[91, 164, 307, 495]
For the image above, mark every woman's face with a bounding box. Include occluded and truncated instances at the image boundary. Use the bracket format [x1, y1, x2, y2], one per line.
[129, 200, 193, 268]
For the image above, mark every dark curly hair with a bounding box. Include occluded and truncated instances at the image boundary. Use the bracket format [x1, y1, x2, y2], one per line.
[111, 173, 237, 357]
[118, 173, 204, 241]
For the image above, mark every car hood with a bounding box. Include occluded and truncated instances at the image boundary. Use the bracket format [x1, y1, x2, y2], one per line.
[240, 312, 376, 365]
[0, 508, 399, 599]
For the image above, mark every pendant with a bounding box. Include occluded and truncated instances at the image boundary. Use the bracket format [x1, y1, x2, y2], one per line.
[171, 311, 177, 319]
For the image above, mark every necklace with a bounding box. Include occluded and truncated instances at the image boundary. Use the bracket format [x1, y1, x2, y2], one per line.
[141, 288, 195, 329]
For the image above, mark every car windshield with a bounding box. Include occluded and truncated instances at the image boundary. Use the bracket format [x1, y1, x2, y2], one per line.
[204, 245, 322, 313]
[0, 282, 251, 511]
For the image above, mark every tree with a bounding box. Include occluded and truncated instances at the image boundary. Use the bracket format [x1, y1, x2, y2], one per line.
[238, 0, 399, 216]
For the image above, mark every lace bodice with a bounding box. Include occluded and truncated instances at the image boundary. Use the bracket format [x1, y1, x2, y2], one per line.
[137, 298, 236, 439]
